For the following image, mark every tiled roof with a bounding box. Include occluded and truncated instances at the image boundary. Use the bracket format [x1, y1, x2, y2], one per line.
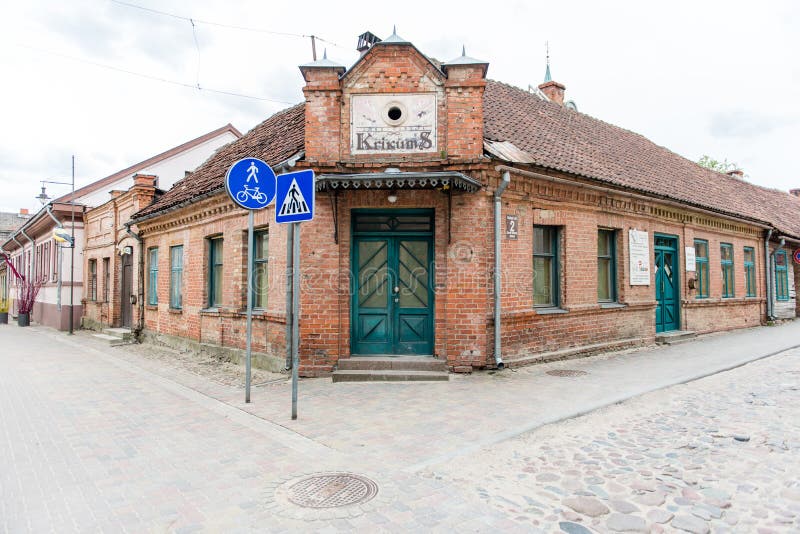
[483, 80, 800, 238]
[134, 104, 305, 220]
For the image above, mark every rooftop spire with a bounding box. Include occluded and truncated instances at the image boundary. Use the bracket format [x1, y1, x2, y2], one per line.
[462, 44, 466, 56]
[544, 41, 552, 82]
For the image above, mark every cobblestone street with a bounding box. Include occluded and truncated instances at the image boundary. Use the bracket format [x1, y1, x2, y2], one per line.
[1, 324, 799, 532]
[427, 349, 800, 533]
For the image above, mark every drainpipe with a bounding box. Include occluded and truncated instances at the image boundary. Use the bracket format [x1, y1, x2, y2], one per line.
[493, 171, 511, 369]
[46, 205, 64, 310]
[767, 235, 785, 321]
[124, 222, 145, 340]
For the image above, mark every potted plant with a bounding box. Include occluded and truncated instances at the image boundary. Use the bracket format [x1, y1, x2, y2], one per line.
[0, 298, 8, 325]
[15, 278, 42, 327]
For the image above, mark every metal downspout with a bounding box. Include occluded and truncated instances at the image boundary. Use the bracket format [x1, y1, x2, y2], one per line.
[764, 229, 773, 320]
[46, 205, 64, 310]
[124, 222, 145, 340]
[493, 171, 511, 369]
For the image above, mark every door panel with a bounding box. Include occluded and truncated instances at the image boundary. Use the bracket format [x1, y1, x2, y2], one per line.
[354, 239, 392, 354]
[121, 253, 133, 328]
[395, 239, 432, 354]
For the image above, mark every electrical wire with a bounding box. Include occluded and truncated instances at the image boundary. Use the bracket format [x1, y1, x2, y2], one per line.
[109, 0, 345, 49]
[15, 43, 297, 104]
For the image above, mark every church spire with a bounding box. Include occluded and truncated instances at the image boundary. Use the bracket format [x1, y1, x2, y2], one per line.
[544, 41, 552, 82]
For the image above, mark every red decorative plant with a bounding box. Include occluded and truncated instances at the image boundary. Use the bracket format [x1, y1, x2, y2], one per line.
[15, 277, 42, 315]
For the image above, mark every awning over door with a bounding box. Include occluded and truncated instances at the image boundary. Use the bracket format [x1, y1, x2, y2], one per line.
[315, 171, 482, 193]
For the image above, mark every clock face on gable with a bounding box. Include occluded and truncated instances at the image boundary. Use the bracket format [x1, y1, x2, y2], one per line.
[350, 94, 437, 155]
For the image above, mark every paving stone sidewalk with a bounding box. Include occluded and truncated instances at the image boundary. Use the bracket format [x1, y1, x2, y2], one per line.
[2, 321, 800, 532]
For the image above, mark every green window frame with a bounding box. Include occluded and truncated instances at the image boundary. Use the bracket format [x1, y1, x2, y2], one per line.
[253, 230, 268, 309]
[597, 229, 617, 302]
[775, 250, 789, 301]
[743, 247, 756, 297]
[694, 239, 709, 298]
[148, 247, 158, 305]
[208, 237, 223, 308]
[169, 245, 183, 309]
[88, 259, 97, 301]
[103, 257, 110, 302]
[533, 226, 559, 307]
[721, 243, 734, 298]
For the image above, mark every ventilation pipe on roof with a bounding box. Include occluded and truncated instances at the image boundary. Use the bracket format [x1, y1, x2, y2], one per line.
[124, 222, 145, 341]
[493, 171, 511, 370]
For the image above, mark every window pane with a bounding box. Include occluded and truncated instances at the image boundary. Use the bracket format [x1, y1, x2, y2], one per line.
[533, 256, 553, 306]
[695, 241, 707, 259]
[598, 258, 611, 300]
[597, 231, 611, 257]
[171, 247, 182, 269]
[720, 244, 732, 261]
[533, 227, 553, 255]
[255, 232, 268, 260]
[776, 252, 786, 266]
[743, 248, 753, 263]
[254, 266, 267, 308]
[212, 264, 223, 305]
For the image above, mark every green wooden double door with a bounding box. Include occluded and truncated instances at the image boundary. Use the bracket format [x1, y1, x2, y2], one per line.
[351, 210, 434, 356]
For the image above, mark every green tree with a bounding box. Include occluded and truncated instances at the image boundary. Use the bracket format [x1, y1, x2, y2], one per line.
[697, 155, 738, 173]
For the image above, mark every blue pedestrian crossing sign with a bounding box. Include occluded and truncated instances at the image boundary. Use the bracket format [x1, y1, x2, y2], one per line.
[275, 170, 315, 224]
[225, 158, 277, 210]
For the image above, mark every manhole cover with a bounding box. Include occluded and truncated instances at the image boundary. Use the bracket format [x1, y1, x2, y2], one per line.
[547, 369, 588, 377]
[285, 472, 378, 508]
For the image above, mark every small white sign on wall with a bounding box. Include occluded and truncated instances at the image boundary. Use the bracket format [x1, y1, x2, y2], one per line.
[629, 229, 651, 286]
[685, 246, 696, 272]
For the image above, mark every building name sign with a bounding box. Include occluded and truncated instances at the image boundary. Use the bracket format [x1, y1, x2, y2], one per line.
[351, 94, 437, 155]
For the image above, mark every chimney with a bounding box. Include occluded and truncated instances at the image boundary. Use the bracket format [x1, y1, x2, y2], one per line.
[19, 208, 29, 216]
[539, 80, 566, 105]
[790, 189, 800, 197]
[726, 169, 744, 179]
[356, 31, 381, 56]
[133, 173, 158, 188]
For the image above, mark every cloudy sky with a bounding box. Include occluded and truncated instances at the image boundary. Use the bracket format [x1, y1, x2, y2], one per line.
[1, 0, 798, 213]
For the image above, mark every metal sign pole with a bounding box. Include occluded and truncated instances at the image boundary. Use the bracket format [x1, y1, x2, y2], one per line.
[291, 222, 300, 420]
[285, 223, 294, 371]
[245, 210, 254, 403]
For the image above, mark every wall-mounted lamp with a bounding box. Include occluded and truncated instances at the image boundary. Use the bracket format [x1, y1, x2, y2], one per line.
[387, 190, 398, 203]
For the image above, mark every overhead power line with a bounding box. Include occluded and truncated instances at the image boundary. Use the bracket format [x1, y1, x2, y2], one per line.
[16, 43, 297, 104]
[109, 0, 344, 48]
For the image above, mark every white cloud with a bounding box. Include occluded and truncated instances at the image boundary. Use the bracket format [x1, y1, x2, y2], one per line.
[1, 0, 799, 211]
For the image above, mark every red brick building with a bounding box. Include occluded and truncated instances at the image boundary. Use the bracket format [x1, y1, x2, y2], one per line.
[129, 31, 800, 376]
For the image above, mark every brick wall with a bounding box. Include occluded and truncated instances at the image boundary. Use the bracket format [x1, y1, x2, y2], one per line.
[488, 168, 765, 363]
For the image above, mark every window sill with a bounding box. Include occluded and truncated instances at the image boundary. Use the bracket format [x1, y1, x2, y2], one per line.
[168, 308, 182, 314]
[534, 307, 568, 315]
[145, 304, 158, 310]
[599, 302, 626, 310]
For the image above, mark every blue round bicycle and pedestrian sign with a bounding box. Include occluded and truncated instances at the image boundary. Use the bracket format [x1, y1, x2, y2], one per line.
[225, 158, 277, 210]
